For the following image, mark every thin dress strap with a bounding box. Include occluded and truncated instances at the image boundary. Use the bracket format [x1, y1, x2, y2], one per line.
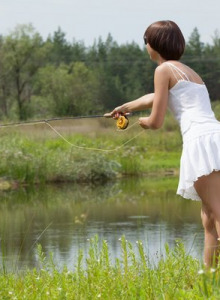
[166, 62, 190, 82]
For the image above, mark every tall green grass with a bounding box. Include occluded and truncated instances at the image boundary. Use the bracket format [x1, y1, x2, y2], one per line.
[3, 101, 219, 184]
[1, 236, 219, 299]
[0, 132, 120, 185]
[0, 112, 182, 185]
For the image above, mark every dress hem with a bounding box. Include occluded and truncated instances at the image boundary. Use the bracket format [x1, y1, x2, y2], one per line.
[177, 168, 220, 201]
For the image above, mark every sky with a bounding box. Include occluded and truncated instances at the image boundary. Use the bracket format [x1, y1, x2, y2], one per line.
[0, 0, 219, 47]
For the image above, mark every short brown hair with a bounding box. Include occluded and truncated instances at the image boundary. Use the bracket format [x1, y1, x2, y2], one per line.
[143, 20, 185, 60]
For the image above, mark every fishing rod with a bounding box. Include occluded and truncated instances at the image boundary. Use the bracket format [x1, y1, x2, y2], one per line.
[0, 114, 110, 126]
[0, 113, 130, 129]
[0, 112, 142, 151]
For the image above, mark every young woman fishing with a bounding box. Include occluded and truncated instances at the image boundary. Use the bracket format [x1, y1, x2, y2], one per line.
[110, 20, 220, 268]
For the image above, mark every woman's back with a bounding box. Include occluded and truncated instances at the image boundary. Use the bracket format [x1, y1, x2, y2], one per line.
[166, 62, 218, 136]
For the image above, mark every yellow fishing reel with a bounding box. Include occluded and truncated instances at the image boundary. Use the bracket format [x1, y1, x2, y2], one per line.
[103, 112, 129, 130]
[116, 115, 129, 130]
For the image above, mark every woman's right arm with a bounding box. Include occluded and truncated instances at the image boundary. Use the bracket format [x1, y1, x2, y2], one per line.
[111, 93, 154, 116]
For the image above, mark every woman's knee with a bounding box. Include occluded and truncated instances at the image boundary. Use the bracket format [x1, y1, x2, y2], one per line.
[201, 206, 215, 231]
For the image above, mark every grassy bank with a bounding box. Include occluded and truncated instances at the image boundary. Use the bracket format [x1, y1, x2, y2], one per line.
[0, 236, 219, 300]
[0, 101, 219, 186]
[0, 112, 183, 186]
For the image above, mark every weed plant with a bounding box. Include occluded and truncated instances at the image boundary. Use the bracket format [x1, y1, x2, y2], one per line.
[0, 102, 218, 185]
[0, 236, 219, 299]
[0, 112, 183, 185]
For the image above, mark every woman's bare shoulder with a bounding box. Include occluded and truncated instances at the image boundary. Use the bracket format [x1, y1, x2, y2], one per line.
[154, 63, 171, 81]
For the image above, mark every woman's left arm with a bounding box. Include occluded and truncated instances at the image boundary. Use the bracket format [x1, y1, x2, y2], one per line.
[139, 64, 169, 130]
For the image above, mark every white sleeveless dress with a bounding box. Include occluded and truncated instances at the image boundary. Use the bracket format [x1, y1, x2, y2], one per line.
[167, 62, 220, 201]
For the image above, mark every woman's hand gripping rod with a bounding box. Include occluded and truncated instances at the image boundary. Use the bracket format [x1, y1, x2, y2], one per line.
[104, 112, 130, 130]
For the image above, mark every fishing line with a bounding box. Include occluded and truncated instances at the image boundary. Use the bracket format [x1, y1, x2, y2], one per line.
[0, 115, 145, 152]
[45, 121, 144, 152]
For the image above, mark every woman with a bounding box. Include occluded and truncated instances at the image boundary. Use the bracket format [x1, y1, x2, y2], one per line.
[110, 20, 220, 267]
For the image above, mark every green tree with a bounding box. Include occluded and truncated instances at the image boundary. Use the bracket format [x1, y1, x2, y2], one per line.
[0, 23, 219, 121]
[202, 30, 220, 100]
[86, 34, 154, 110]
[46, 27, 74, 65]
[37, 62, 101, 116]
[183, 28, 220, 101]
[86, 35, 124, 110]
[183, 28, 205, 73]
[186, 27, 204, 57]
[2, 24, 48, 120]
[0, 36, 12, 118]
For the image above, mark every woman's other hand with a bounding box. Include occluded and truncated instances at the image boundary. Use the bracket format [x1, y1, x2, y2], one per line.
[139, 117, 150, 129]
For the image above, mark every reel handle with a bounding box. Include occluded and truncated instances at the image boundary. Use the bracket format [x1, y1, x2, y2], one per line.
[103, 112, 130, 118]
[103, 113, 112, 118]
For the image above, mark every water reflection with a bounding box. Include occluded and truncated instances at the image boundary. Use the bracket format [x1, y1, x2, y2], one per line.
[0, 177, 203, 271]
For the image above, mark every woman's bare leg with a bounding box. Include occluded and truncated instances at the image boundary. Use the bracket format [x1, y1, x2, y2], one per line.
[194, 171, 220, 267]
[200, 203, 218, 266]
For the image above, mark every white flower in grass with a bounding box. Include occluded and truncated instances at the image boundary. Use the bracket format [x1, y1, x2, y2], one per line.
[136, 241, 143, 245]
[138, 241, 143, 245]
[9, 291, 13, 295]
[97, 294, 101, 298]
[118, 238, 122, 241]
[198, 269, 205, 274]
[57, 287, 62, 291]
[210, 268, 216, 273]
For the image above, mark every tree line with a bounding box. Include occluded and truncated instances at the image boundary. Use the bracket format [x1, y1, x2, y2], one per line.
[0, 24, 219, 120]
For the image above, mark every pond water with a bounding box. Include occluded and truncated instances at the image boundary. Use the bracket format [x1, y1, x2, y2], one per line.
[0, 176, 203, 272]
